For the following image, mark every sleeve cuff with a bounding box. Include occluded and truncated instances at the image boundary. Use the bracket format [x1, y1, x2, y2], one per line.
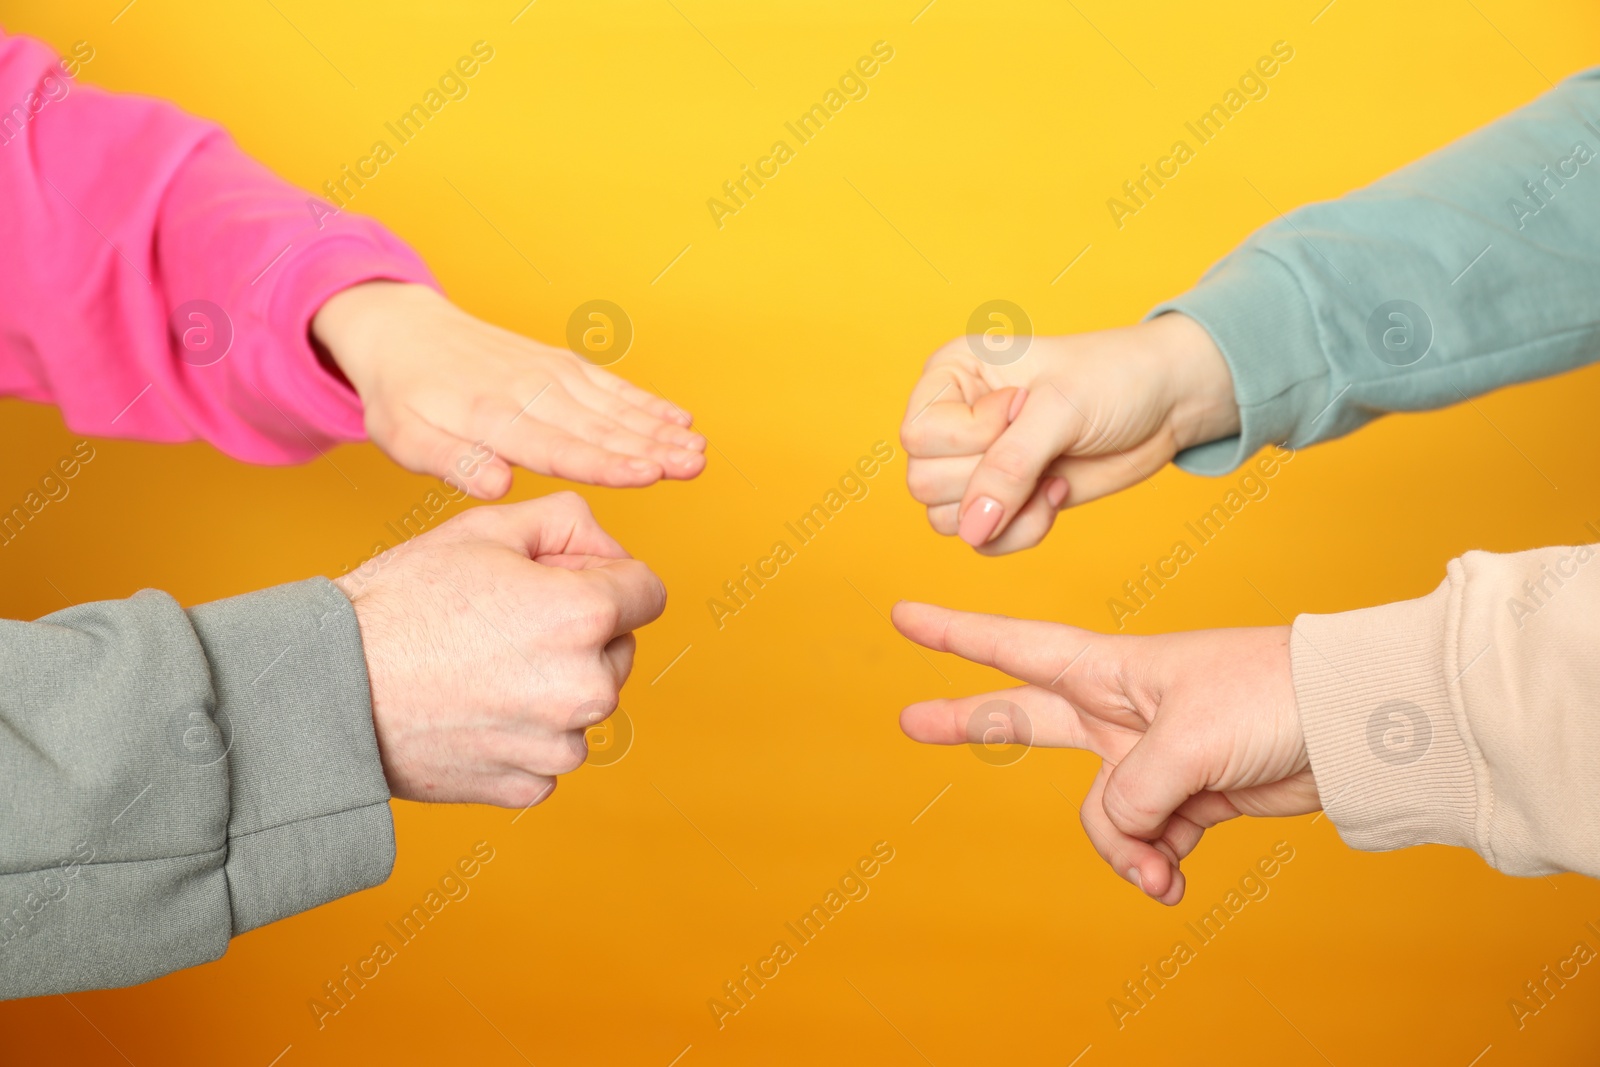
[264, 229, 442, 445]
[185, 577, 395, 933]
[1148, 249, 1332, 475]
[1291, 578, 1484, 857]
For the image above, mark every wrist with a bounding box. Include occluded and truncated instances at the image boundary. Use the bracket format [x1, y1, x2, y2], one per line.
[330, 569, 405, 790]
[312, 280, 438, 393]
[1143, 312, 1240, 451]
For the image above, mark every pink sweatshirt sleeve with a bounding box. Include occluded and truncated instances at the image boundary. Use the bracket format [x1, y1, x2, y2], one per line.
[0, 30, 439, 464]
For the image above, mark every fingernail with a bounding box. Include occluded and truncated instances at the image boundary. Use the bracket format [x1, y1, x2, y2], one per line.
[670, 449, 700, 467]
[627, 459, 657, 474]
[1045, 477, 1069, 508]
[686, 435, 707, 452]
[957, 497, 1003, 546]
[1126, 867, 1144, 891]
[1007, 387, 1028, 423]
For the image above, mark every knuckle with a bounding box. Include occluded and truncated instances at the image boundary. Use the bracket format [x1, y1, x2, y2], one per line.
[496, 775, 555, 810]
[573, 595, 621, 642]
[900, 418, 930, 454]
[457, 502, 500, 530]
[546, 735, 589, 775]
[1102, 783, 1154, 834]
[978, 441, 1037, 488]
[544, 437, 580, 469]
[640, 571, 668, 620]
[545, 489, 590, 515]
[465, 391, 503, 427]
[924, 339, 966, 371]
[440, 505, 497, 542]
[583, 687, 621, 718]
[569, 692, 619, 729]
[904, 462, 937, 501]
[606, 634, 638, 682]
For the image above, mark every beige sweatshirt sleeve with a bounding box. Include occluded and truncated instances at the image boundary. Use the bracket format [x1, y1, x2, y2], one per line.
[1291, 539, 1600, 878]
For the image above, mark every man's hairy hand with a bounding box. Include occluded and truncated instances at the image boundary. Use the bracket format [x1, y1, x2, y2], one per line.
[334, 492, 666, 809]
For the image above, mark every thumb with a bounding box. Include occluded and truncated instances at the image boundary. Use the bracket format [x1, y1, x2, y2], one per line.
[463, 492, 633, 561]
[1101, 721, 1210, 841]
[956, 388, 1074, 548]
[373, 412, 513, 501]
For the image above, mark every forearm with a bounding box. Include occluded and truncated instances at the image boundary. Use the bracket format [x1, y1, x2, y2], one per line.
[0, 578, 393, 999]
[0, 29, 437, 463]
[1292, 533, 1600, 877]
[1152, 67, 1600, 475]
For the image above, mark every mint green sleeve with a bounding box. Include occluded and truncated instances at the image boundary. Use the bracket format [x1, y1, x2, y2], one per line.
[1152, 67, 1600, 475]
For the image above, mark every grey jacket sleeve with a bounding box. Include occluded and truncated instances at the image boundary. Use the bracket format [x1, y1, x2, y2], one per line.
[0, 577, 394, 1000]
[1150, 66, 1600, 475]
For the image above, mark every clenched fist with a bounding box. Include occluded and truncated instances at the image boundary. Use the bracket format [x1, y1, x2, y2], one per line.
[899, 313, 1239, 554]
[333, 492, 666, 809]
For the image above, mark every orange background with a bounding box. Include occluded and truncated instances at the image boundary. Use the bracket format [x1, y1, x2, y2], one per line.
[4, 1, 1600, 1064]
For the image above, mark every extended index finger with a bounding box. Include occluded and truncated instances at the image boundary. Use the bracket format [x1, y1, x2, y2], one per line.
[891, 601, 1095, 689]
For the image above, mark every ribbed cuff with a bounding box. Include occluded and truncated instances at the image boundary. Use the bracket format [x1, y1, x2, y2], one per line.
[1148, 249, 1331, 475]
[1292, 579, 1482, 856]
[186, 577, 395, 933]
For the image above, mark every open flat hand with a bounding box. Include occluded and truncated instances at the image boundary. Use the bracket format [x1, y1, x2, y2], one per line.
[892, 601, 1318, 904]
[314, 281, 706, 498]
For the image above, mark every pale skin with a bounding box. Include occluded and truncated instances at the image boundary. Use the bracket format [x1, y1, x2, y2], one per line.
[897, 315, 1318, 904]
[333, 492, 666, 809]
[314, 283, 1315, 886]
[312, 283, 685, 808]
[900, 313, 1238, 554]
[313, 280, 707, 498]
[893, 603, 1317, 905]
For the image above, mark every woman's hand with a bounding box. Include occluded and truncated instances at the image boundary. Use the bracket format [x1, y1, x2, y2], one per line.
[892, 601, 1319, 904]
[899, 313, 1239, 554]
[313, 281, 706, 498]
